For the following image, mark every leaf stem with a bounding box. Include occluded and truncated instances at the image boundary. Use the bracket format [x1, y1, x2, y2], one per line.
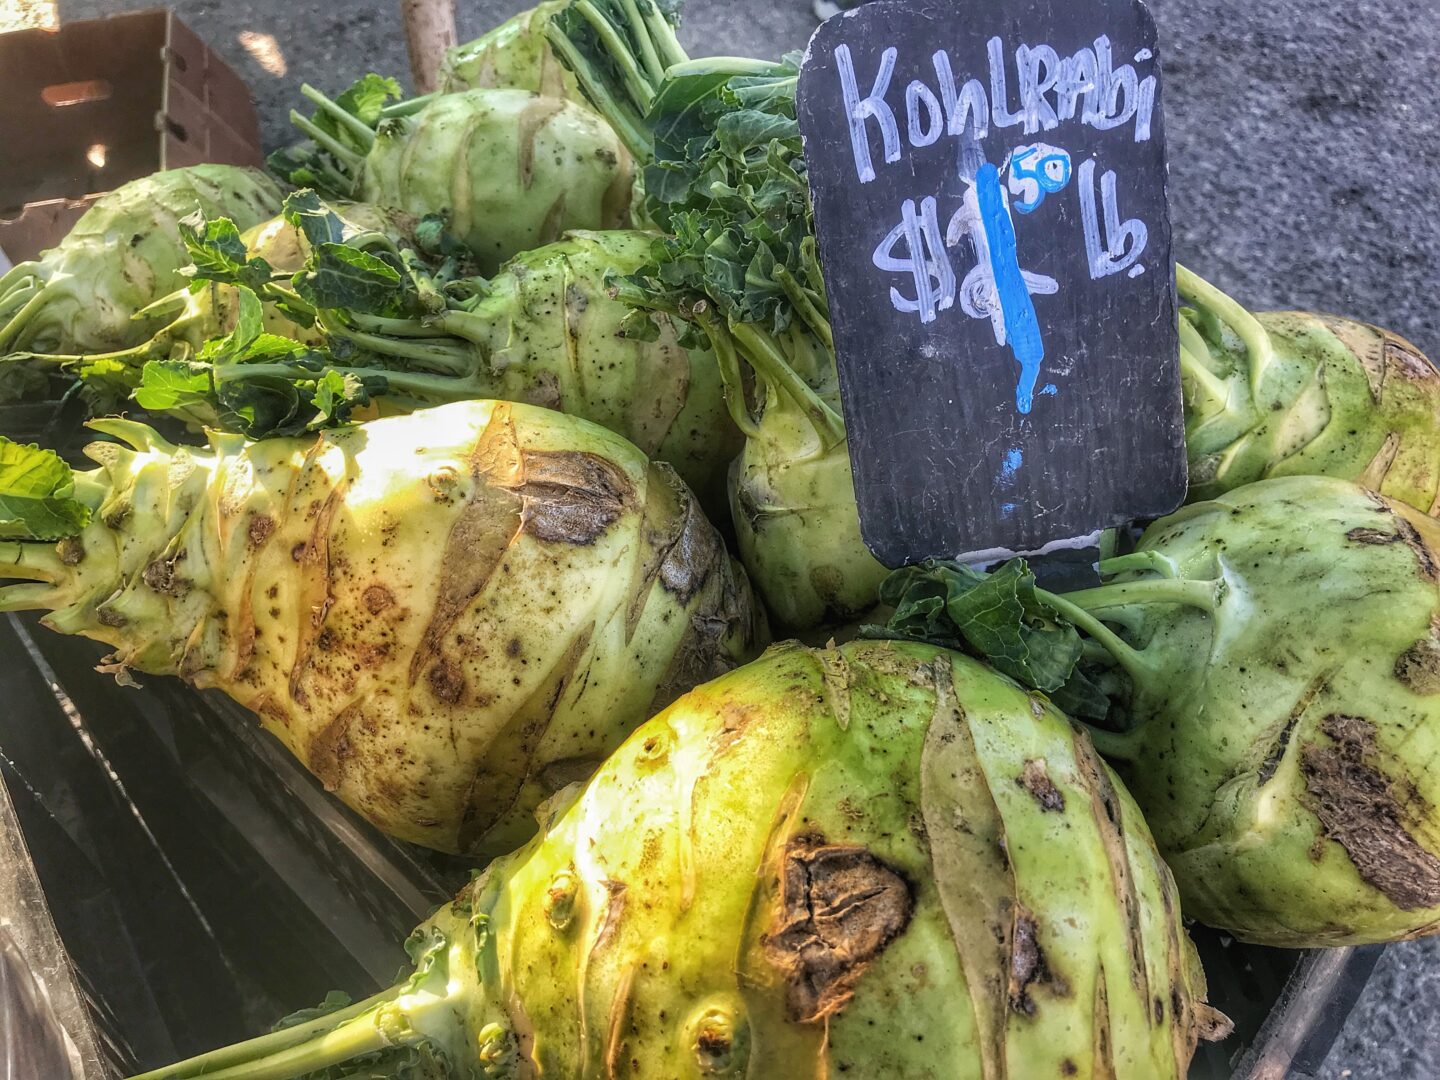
[545, 27, 651, 161]
[321, 326, 473, 375]
[617, 0, 665, 83]
[0, 582, 54, 612]
[0, 279, 55, 352]
[1034, 588, 1159, 693]
[299, 84, 379, 151]
[1176, 263, 1275, 401]
[728, 320, 846, 447]
[346, 312, 454, 339]
[1084, 726, 1141, 763]
[572, 0, 658, 119]
[1062, 577, 1222, 615]
[1178, 340, 1235, 412]
[0, 260, 42, 304]
[0, 280, 38, 319]
[288, 111, 364, 180]
[381, 93, 435, 119]
[1098, 550, 1180, 579]
[134, 1011, 391, 1080]
[691, 307, 761, 438]
[125, 987, 402, 1080]
[773, 266, 833, 350]
[0, 543, 65, 582]
[637, 0, 689, 68]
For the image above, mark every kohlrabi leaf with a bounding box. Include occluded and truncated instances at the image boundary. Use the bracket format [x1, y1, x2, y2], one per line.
[271, 991, 353, 1034]
[308, 369, 375, 428]
[333, 74, 403, 129]
[217, 374, 304, 436]
[282, 189, 347, 248]
[267, 145, 352, 202]
[0, 361, 51, 405]
[293, 244, 414, 316]
[180, 214, 274, 292]
[402, 927, 450, 997]
[714, 109, 799, 160]
[618, 307, 662, 342]
[0, 437, 91, 540]
[193, 288, 266, 365]
[870, 560, 1111, 720]
[133, 360, 214, 413]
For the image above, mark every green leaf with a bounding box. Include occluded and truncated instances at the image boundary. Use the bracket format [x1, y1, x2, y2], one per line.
[180, 213, 274, 291]
[618, 307, 661, 342]
[282, 189, 346, 248]
[0, 436, 91, 540]
[402, 927, 450, 996]
[309, 74, 402, 159]
[308, 369, 382, 429]
[231, 288, 265, 350]
[270, 990, 353, 1033]
[714, 109, 799, 159]
[870, 560, 1111, 720]
[0, 360, 52, 405]
[194, 288, 266, 364]
[236, 333, 326, 366]
[267, 145, 350, 201]
[217, 374, 303, 436]
[180, 214, 247, 274]
[334, 74, 402, 127]
[133, 360, 214, 412]
[294, 244, 411, 315]
[649, 69, 739, 162]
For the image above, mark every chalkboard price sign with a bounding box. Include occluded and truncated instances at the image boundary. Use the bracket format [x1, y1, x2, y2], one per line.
[797, 0, 1186, 565]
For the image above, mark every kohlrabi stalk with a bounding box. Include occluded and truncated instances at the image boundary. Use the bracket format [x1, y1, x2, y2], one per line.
[438, 1, 585, 101]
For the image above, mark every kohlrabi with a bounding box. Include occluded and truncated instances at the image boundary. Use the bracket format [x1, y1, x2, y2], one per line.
[550, 1, 889, 631]
[0, 165, 282, 355]
[881, 475, 1440, 947]
[39, 192, 742, 509]
[125, 640, 1228, 1080]
[277, 74, 633, 274]
[1178, 265, 1440, 512]
[5, 201, 417, 407]
[437, 0, 583, 102]
[0, 400, 764, 854]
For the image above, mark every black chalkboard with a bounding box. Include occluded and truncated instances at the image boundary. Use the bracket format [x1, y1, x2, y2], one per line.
[797, 0, 1186, 565]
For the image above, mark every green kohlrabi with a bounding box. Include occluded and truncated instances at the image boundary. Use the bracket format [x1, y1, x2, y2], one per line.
[549, 0, 888, 631]
[0, 403, 764, 854]
[879, 475, 1440, 947]
[276, 74, 634, 274]
[437, 0, 584, 102]
[3, 201, 418, 408]
[1178, 266, 1440, 512]
[17, 193, 741, 507]
[124, 639, 1227, 1080]
[0, 165, 282, 355]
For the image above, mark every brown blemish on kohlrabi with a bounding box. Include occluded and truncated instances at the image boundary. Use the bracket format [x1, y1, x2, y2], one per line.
[1017, 759, 1066, 812]
[764, 836, 913, 1024]
[1007, 904, 1068, 1015]
[517, 450, 632, 545]
[1395, 616, 1440, 695]
[1300, 714, 1440, 910]
[1346, 514, 1439, 582]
